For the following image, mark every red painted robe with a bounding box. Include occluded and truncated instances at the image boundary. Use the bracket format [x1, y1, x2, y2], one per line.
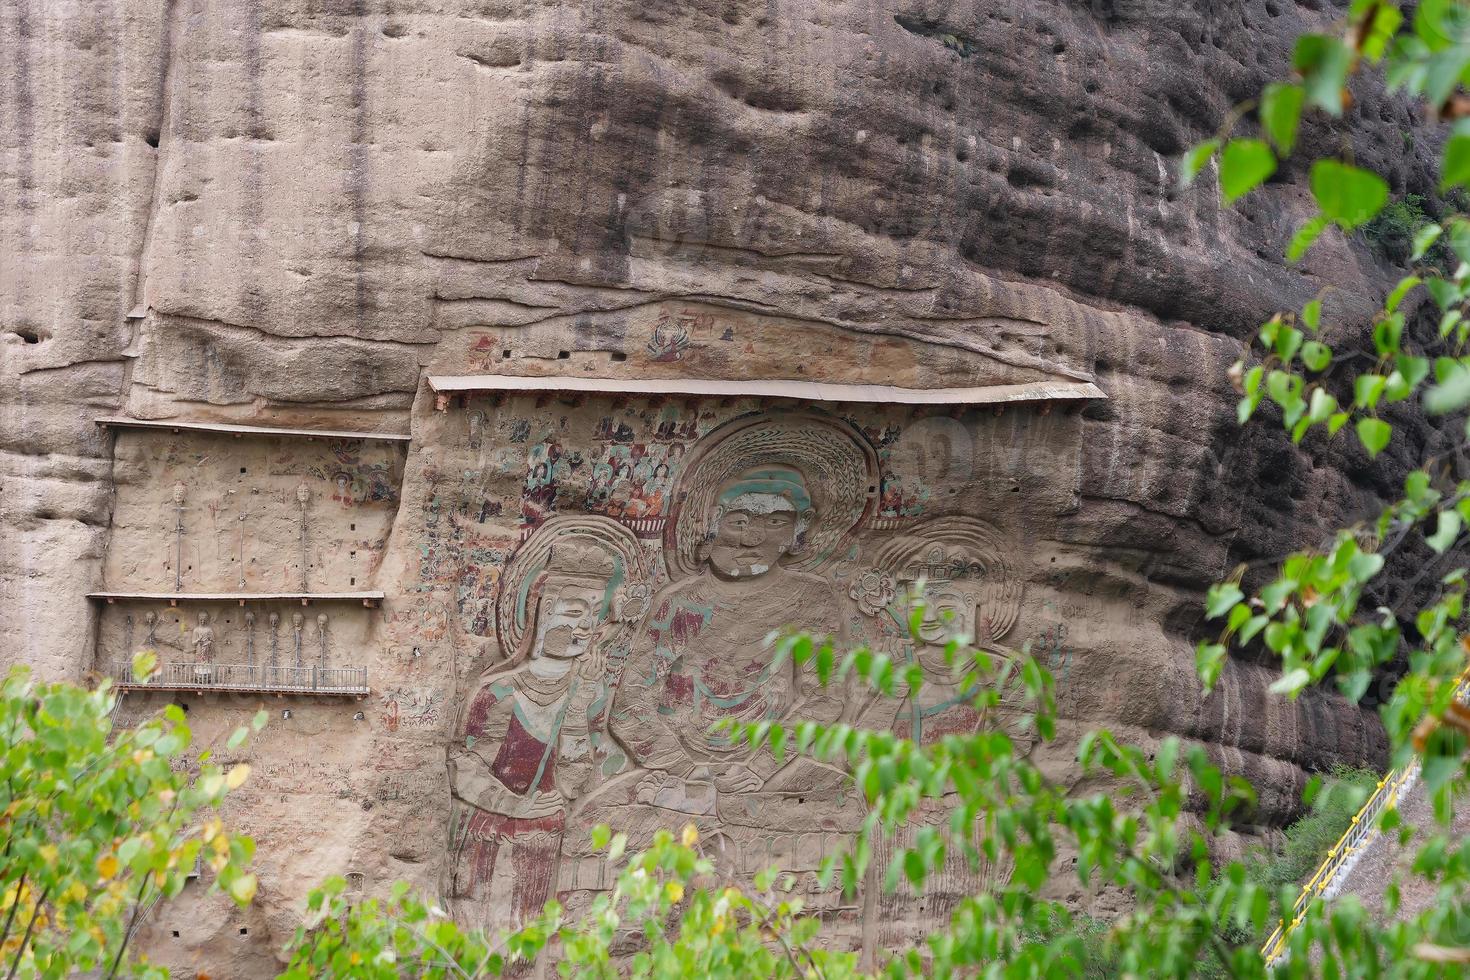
[448, 660, 601, 930]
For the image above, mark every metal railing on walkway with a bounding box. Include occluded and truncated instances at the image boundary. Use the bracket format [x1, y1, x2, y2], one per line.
[107, 660, 369, 697]
[1261, 668, 1470, 966]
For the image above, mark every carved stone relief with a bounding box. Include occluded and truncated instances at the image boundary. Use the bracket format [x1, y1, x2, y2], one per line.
[191, 611, 216, 682]
[103, 429, 403, 595]
[434, 402, 1044, 941]
[243, 611, 256, 667]
[611, 412, 875, 804]
[445, 515, 650, 931]
[854, 516, 1029, 749]
[316, 614, 330, 668]
[94, 602, 377, 677]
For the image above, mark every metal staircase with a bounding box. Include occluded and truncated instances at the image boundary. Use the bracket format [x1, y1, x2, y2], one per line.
[1261, 670, 1470, 966]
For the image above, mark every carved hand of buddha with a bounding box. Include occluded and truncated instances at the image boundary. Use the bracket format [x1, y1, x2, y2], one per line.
[713, 767, 763, 794]
[516, 788, 566, 819]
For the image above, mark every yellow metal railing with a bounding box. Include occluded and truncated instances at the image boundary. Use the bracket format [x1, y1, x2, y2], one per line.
[1260, 668, 1470, 966]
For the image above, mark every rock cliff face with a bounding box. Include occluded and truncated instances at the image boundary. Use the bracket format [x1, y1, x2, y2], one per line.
[0, 0, 1436, 971]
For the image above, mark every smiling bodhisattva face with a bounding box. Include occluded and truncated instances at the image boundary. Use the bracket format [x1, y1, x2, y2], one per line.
[535, 584, 605, 659]
[904, 584, 978, 647]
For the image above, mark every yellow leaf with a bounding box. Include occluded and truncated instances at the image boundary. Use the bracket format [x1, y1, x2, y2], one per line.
[665, 882, 685, 904]
[65, 882, 88, 903]
[225, 764, 251, 790]
[680, 823, 699, 847]
[38, 845, 58, 865]
[228, 873, 257, 904]
[97, 855, 119, 880]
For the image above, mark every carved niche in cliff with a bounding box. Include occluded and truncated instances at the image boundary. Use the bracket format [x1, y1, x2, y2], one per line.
[425, 257, 1099, 937]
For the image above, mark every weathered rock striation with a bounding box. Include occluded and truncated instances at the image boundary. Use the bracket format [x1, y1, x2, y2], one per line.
[0, 0, 1438, 971]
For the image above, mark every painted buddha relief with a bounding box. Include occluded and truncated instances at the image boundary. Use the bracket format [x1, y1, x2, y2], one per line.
[609, 413, 875, 802]
[442, 406, 1033, 930]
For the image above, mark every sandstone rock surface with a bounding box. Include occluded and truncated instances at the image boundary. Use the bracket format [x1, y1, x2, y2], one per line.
[0, 0, 1437, 971]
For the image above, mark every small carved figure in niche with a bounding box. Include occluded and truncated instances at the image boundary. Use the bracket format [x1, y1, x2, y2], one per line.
[243, 611, 256, 668]
[521, 461, 558, 525]
[192, 612, 215, 683]
[142, 611, 159, 649]
[467, 411, 485, 450]
[879, 474, 902, 514]
[123, 614, 134, 657]
[192, 612, 215, 660]
[267, 612, 280, 669]
[296, 484, 311, 592]
[171, 483, 187, 592]
[292, 612, 305, 669]
[332, 473, 352, 507]
[316, 613, 330, 669]
[447, 517, 646, 934]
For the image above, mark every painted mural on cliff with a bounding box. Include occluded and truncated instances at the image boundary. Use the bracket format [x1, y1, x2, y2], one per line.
[434, 398, 1051, 941]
